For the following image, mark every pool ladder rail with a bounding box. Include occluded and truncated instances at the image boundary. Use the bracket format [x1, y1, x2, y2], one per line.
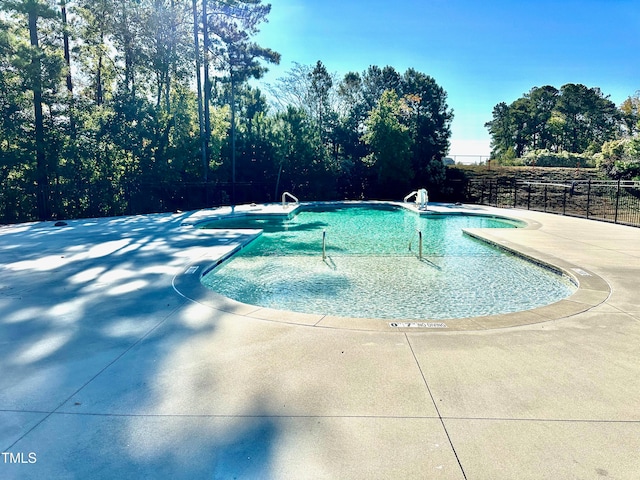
[282, 191, 299, 209]
[322, 229, 326, 260]
[408, 230, 423, 260]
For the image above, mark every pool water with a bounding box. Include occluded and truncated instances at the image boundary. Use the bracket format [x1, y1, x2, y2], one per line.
[200, 206, 576, 320]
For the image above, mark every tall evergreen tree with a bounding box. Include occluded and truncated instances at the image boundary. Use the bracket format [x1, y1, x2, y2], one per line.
[207, 0, 279, 203]
[308, 60, 334, 143]
[3, 0, 59, 219]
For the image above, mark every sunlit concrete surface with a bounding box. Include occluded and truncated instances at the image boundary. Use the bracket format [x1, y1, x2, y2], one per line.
[1, 204, 639, 479]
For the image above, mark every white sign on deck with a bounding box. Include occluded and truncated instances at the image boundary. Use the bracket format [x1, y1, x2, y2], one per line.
[389, 322, 447, 329]
[571, 268, 591, 276]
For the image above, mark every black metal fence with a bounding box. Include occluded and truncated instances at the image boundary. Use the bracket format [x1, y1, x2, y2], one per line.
[4, 176, 640, 227]
[127, 181, 275, 215]
[465, 179, 640, 227]
[0, 180, 275, 225]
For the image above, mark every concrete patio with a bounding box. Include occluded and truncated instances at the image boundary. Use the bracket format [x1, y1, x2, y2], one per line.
[1, 204, 638, 479]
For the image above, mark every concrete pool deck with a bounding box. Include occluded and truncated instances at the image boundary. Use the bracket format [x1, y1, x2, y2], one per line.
[1, 204, 639, 479]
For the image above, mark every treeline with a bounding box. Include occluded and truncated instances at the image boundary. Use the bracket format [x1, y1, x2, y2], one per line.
[268, 63, 453, 200]
[485, 84, 640, 180]
[0, 0, 453, 224]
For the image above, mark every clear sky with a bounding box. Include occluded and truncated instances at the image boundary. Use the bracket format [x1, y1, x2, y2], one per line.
[252, 0, 640, 158]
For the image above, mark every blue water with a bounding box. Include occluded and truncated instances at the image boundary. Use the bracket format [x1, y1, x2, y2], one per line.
[200, 206, 575, 320]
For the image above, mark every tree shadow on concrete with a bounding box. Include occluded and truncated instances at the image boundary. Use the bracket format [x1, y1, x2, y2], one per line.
[0, 211, 347, 478]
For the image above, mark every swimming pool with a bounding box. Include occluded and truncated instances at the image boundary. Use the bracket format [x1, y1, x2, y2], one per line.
[200, 205, 576, 320]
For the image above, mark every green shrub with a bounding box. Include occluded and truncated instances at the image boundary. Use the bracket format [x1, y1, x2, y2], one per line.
[597, 139, 640, 180]
[521, 149, 595, 168]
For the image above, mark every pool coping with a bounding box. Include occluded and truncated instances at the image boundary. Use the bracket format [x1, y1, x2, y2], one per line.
[173, 201, 611, 332]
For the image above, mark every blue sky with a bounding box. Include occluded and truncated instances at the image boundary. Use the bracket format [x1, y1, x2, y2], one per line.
[253, 0, 640, 158]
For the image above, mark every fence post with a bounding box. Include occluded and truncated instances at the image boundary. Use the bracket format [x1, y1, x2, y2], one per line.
[494, 180, 497, 206]
[615, 179, 621, 224]
[494, 180, 498, 207]
[489, 181, 498, 207]
[586, 180, 591, 219]
[562, 185, 567, 215]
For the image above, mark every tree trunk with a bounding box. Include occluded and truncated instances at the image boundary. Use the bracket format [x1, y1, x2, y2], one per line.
[61, 0, 76, 139]
[28, 9, 49, 220]
[167, 0, 176, 113]
[192, 0, 207, 180]
[96, 52, 104, 105]
[202, 0, 212, 180]
[231, 72, 236, 205]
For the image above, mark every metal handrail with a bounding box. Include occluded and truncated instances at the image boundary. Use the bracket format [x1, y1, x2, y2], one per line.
[521, 181, 572, 188]
[281, 191, 299, 209]
[404, 191, 418, 203]
[408, 229, 423, 260]
[322, 229, 326, 260]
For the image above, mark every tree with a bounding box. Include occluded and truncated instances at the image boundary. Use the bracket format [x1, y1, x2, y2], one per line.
[336, 71, 366, 129]
[308, 60, 334, 143]
[3, 0, 60, 219]
[619, 93, 640, 137]
[142, 0, 193, 176]
[401, 68, 452, 189]
[0, 16, 33, 220]
[361, 65, 402, 113]
[526, 85, 559, 150]
[363, 90, 414, 198]
[207, 0, 280, 203]
[267, 61, 313, 113]
[335, 71, 368, 196]
[556, 84, 619, 152]
[60, 0, 75, 138]
[192, 0, 207, 179]
[268, 60, 336, 153]
[509, 97, 533, 158]
[75, 0, 117, 106]
[485, 102, 513, 160]
[274, 106, 330, 198]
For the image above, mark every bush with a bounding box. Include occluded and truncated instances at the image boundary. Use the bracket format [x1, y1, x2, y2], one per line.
[521, 149, 595, 168]
[495, 147, 524, 166]
[597, 139, 640, 180]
